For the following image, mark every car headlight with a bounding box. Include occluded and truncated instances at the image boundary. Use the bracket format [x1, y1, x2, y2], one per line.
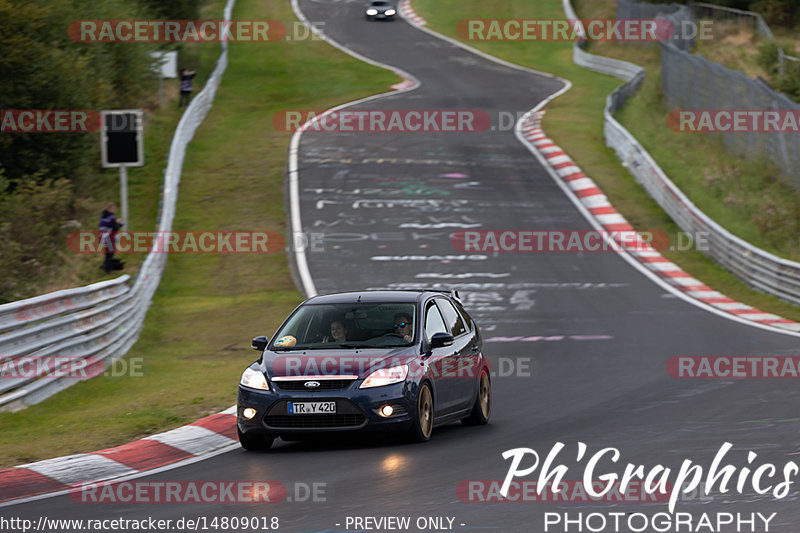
[366, 8, 378, 15]
[240, 367, 270, 390]
[385, 9, 396, 15]
[360, 364, 408, 388]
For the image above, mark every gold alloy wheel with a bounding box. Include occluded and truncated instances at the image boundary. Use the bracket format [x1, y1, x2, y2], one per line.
[418, 384, 433, 439]
[479, 372, 491, 420]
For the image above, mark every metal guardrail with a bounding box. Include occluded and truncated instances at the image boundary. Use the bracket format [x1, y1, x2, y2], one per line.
[562, 0, 800, 307]
[0, 277, 130, 333]
[0, 0, 238, 412]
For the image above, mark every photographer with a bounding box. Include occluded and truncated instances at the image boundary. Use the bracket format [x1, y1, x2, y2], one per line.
[99, 202, 123, 273]
[178, 68, 197, 108]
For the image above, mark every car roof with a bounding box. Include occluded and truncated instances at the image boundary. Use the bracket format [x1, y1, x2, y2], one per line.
[305, 290, 446, 305]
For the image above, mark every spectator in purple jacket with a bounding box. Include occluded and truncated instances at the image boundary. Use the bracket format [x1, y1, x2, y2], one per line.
[178, 68, 196, 108]
[99, 203, 123, 273]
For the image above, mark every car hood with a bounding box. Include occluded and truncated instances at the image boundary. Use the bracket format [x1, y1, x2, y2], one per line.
[262, 346, 417, 380]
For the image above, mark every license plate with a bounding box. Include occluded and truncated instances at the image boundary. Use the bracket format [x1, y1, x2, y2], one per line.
[287, 401, 336, 414]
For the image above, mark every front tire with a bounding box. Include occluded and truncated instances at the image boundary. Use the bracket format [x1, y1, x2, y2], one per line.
[462, 371, 491, 425]
[238, 427, 274, 451]
[407, 383, 434, 442]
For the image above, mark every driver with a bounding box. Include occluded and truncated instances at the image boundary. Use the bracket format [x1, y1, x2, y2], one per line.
[393, 313, 413, 343]
[324, 319, 348, 343]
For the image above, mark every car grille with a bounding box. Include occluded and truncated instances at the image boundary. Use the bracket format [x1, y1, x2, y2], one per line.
[273, 379, 355, 391]
[264, 414, 367, 428]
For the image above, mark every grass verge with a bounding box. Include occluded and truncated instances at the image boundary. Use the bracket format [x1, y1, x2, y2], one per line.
[413, 0, 800, 321]
[0, 0, 397, 468]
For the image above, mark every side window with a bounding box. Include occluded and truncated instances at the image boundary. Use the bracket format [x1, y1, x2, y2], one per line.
[453, 300, 472, 333]
[436, 298, 466, 337]
[424, 302, 447, 343]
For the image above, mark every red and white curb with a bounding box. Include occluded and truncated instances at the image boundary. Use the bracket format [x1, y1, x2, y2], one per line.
[520, 111, 800, 334]
[399, 0, 426, 26]
[0, 407, 238, 505]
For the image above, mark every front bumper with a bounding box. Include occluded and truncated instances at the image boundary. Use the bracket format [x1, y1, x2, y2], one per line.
[237, 381, 415, 437]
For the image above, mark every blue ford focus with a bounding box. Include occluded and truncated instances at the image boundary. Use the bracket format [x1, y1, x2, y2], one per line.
[237, 290, 491, 450]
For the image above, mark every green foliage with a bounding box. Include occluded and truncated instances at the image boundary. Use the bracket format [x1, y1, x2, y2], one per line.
[139, 0, 202, 19]
[755, 40, 800, 101]
[643, 0, 799, 27]
[775, 60, 800, 101]
[757, 40, 781, 75]
[0, 174, 75, 302]
[0, 0, 188, 301]
[752, 0, 800, 27]
[0, 0, 159, 182]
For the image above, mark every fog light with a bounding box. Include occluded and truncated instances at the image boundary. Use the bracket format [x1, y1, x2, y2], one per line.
[380, 405, 394, 417]
[243, 407, 257, 419]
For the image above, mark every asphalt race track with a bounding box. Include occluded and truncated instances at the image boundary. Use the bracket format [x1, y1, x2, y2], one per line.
[6, 1, 800, 532]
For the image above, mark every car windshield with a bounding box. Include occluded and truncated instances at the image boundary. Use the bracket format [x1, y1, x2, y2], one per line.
[270, 302, 416, 350]
[371, 1, 391, 5]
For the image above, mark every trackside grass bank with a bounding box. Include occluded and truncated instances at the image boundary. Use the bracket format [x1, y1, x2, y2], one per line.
[0, 0, 397, 468]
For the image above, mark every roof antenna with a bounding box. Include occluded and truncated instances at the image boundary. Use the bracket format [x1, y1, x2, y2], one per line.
[357, 295, 362, 302]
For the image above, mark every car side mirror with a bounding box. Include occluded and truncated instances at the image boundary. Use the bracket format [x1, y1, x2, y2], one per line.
[251, 336, 269, 351]
[429, 332, 454, 349]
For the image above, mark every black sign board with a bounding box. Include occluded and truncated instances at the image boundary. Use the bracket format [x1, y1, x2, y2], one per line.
[101, 110, 144, 168]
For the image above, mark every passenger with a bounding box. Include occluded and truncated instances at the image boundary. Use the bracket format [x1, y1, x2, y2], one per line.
[393, 313, 413, 343]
